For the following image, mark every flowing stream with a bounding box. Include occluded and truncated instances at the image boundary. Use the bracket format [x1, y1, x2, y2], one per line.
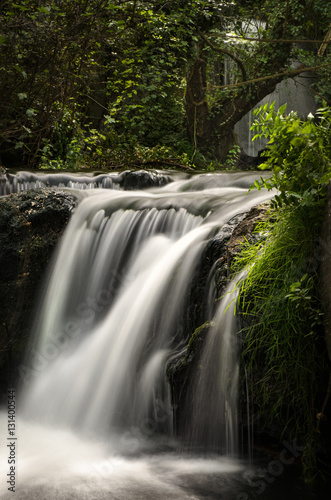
[1, 171, 306, 499]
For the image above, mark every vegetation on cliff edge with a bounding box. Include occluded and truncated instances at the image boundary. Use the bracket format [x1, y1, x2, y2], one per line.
[233, 103, 331, 481]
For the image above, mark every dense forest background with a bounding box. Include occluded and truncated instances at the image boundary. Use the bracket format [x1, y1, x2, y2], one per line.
[0, 0, 330, 170]
[1, 0, 331, 486]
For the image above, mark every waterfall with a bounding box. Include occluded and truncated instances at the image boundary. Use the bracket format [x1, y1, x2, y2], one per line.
[184, 270, 246, 456]
[19, 173, 273, 440]
[0, 169, 173, 195]
[21, 203, 210, 435]
[1, 172, 277, 499]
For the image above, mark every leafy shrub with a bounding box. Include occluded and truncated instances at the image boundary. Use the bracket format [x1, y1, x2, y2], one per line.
[251, 102, 331, 208]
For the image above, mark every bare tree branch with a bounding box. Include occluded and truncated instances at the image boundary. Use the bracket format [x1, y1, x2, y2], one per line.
[318, 22, 331, 56]
[207, 63, 331, 91]
[207, 34, 331, 45]
[309, 85, 331, 106]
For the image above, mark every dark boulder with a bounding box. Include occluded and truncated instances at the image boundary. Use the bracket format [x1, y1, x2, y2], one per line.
[0, 189, 77, 394]
[236, 147, 268, 170]
[121, 170, 172, 190]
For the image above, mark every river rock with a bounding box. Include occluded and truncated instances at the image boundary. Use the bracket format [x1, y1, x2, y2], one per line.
[0, 189, 77, 394]
[121, 170, 172, 190]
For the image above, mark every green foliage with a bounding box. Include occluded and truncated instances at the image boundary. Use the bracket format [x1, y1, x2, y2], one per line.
[233, 204, 328, 480]
[251, 102, 331, 208]
[224, 144, 241, 170]
[313, 52, 331, 106]
[39, 124, 106, 170]
[238, 101, 331, 478]
[0, 0, 330, 169]
[0, 0, 111, 167]
[105, 0, 235, 156]
[184, 0, 331, 162]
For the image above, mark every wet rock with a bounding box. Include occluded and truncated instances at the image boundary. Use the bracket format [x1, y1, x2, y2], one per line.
[167, 321, 212, 434]
[236, 147, 268, 170]
[121, 170, 172, 190]
[166, 204, 271, 435]
[0, 189, 77, 394]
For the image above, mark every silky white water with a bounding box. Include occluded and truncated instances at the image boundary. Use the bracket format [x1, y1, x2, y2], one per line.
[185, 270, 247, 456]
[1, 172, 276, 499]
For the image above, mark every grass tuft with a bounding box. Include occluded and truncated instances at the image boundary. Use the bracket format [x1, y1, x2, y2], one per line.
[232, 203, 329, 480]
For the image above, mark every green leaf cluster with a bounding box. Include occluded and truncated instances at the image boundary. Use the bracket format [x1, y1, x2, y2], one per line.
[251, 102, 331, 208]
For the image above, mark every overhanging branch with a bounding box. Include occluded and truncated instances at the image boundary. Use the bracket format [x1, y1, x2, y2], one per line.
[207, 62, 331, 91]
[208, 34, 331, 45]
[318, 22, 331, 56]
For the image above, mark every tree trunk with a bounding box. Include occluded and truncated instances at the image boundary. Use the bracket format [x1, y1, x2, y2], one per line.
[184, 58, 210, 151]
[185, 40, 293, 162]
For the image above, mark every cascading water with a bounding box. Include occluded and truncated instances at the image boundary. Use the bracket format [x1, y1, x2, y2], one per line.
[1, 171, 277, 499]
[21, 201, 209, 435]
[184, 270, 246, 456]
[0, 170, 172, 195]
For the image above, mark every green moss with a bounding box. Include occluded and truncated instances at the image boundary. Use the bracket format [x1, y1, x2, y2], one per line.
[186, 320, 213, 358]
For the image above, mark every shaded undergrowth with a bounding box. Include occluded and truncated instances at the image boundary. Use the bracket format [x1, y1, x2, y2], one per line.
[232, 203, 330, 481]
